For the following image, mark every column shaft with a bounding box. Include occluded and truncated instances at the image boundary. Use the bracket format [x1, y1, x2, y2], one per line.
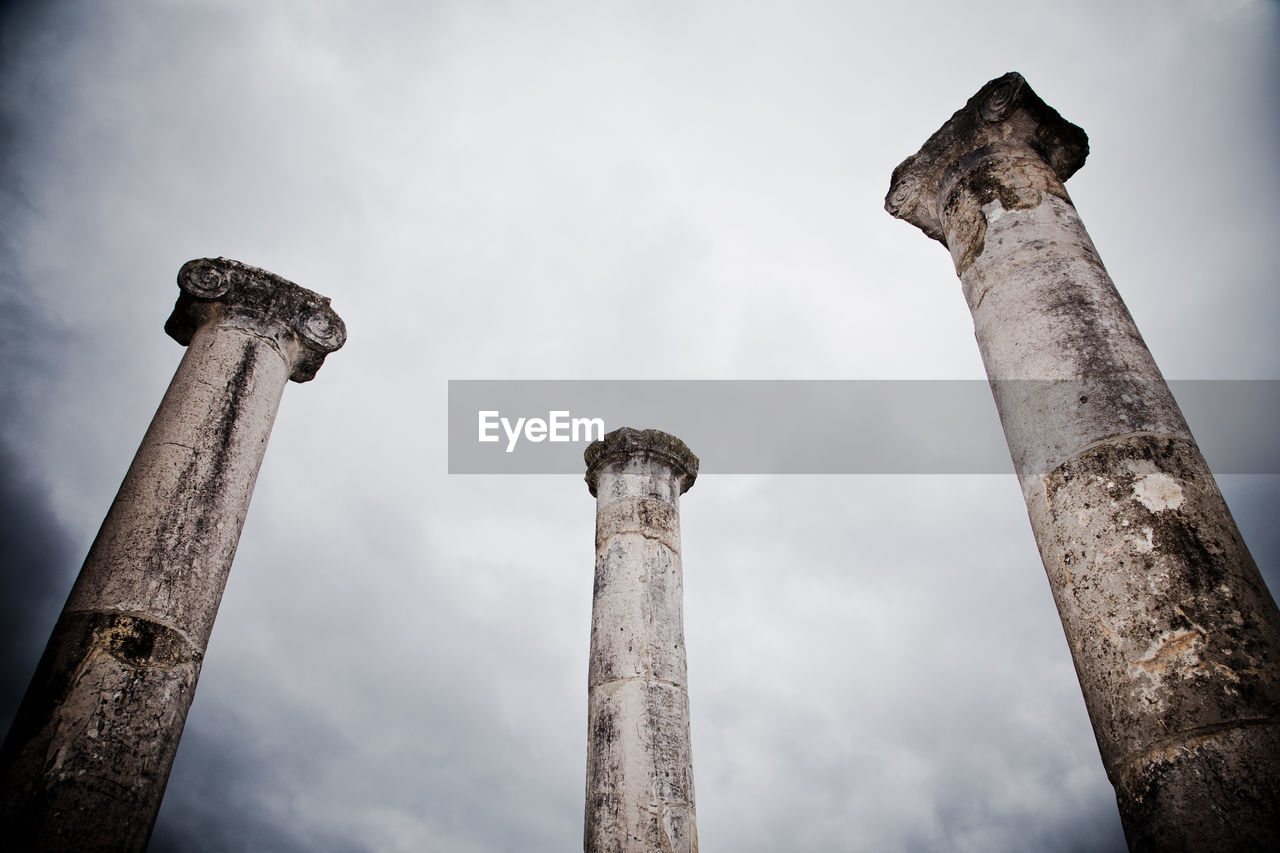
[0, 258, 345, 851]
[887, 74, 1280, 851]
[584, 428, 699, 853]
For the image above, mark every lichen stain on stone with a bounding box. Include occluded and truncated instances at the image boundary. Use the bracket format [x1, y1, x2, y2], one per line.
[1132, 472, 1184, 513]
[207, 342, 258, 493]
[1129, 630, 1204, 679]
[95, 614, 190, 670]
[154, 342, 262, 596]
[946, 157, 1065, 275]
[593, 704, 619, 750]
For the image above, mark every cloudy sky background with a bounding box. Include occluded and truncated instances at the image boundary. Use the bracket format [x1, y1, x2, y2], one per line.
[2, 1, 1277, 850]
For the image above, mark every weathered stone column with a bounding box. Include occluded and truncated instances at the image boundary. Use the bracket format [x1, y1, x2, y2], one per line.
[0, 257, 346, 852]
[584, 428, 699, 853]
[887, 73, 1280, 851]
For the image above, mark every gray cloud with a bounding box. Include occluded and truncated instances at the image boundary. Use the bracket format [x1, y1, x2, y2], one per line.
[1, 1, 1276, 850]
[0, 440, 78, 735]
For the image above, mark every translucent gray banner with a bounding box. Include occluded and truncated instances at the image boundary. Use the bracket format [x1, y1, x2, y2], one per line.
[447, 380, 1280, 475]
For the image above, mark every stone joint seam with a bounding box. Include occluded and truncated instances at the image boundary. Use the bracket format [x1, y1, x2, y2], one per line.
[589, 676, 688, 692]
[1109, 716, 1279, 784]
[1038, 429, 1195, 479]
[596, 529, 679, 552]
[63, 607, 204, 660]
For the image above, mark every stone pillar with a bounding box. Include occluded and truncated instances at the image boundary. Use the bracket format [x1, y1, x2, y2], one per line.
[0, 257, 346, 852]
[886, 73, 1280, 851]
[584, 428, 700, 853]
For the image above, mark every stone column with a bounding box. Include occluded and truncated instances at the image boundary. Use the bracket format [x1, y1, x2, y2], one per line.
[886, 73, 1280, 851]
[0, 257, 346, 852]
[584, 428, 700, 853]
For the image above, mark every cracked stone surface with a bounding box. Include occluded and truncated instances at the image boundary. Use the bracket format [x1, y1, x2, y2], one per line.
[0, 259, 345, 852]
[584, 428, 699, 853]
[888, 73, 1280, 851]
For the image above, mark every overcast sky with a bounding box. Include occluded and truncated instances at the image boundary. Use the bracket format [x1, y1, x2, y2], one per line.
[2, 1, 1278, 850]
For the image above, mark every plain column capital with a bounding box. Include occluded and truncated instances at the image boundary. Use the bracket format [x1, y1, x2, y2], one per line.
[165, 256, 347, 382]
[885, 72, 1089, 245]
[584, 427, 699, 498]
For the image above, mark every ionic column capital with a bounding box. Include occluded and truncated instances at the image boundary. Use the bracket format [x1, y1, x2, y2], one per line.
[885, 72, 1089, 244]
[164, 257, 347, 382]
[584, 427, 699, 497]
